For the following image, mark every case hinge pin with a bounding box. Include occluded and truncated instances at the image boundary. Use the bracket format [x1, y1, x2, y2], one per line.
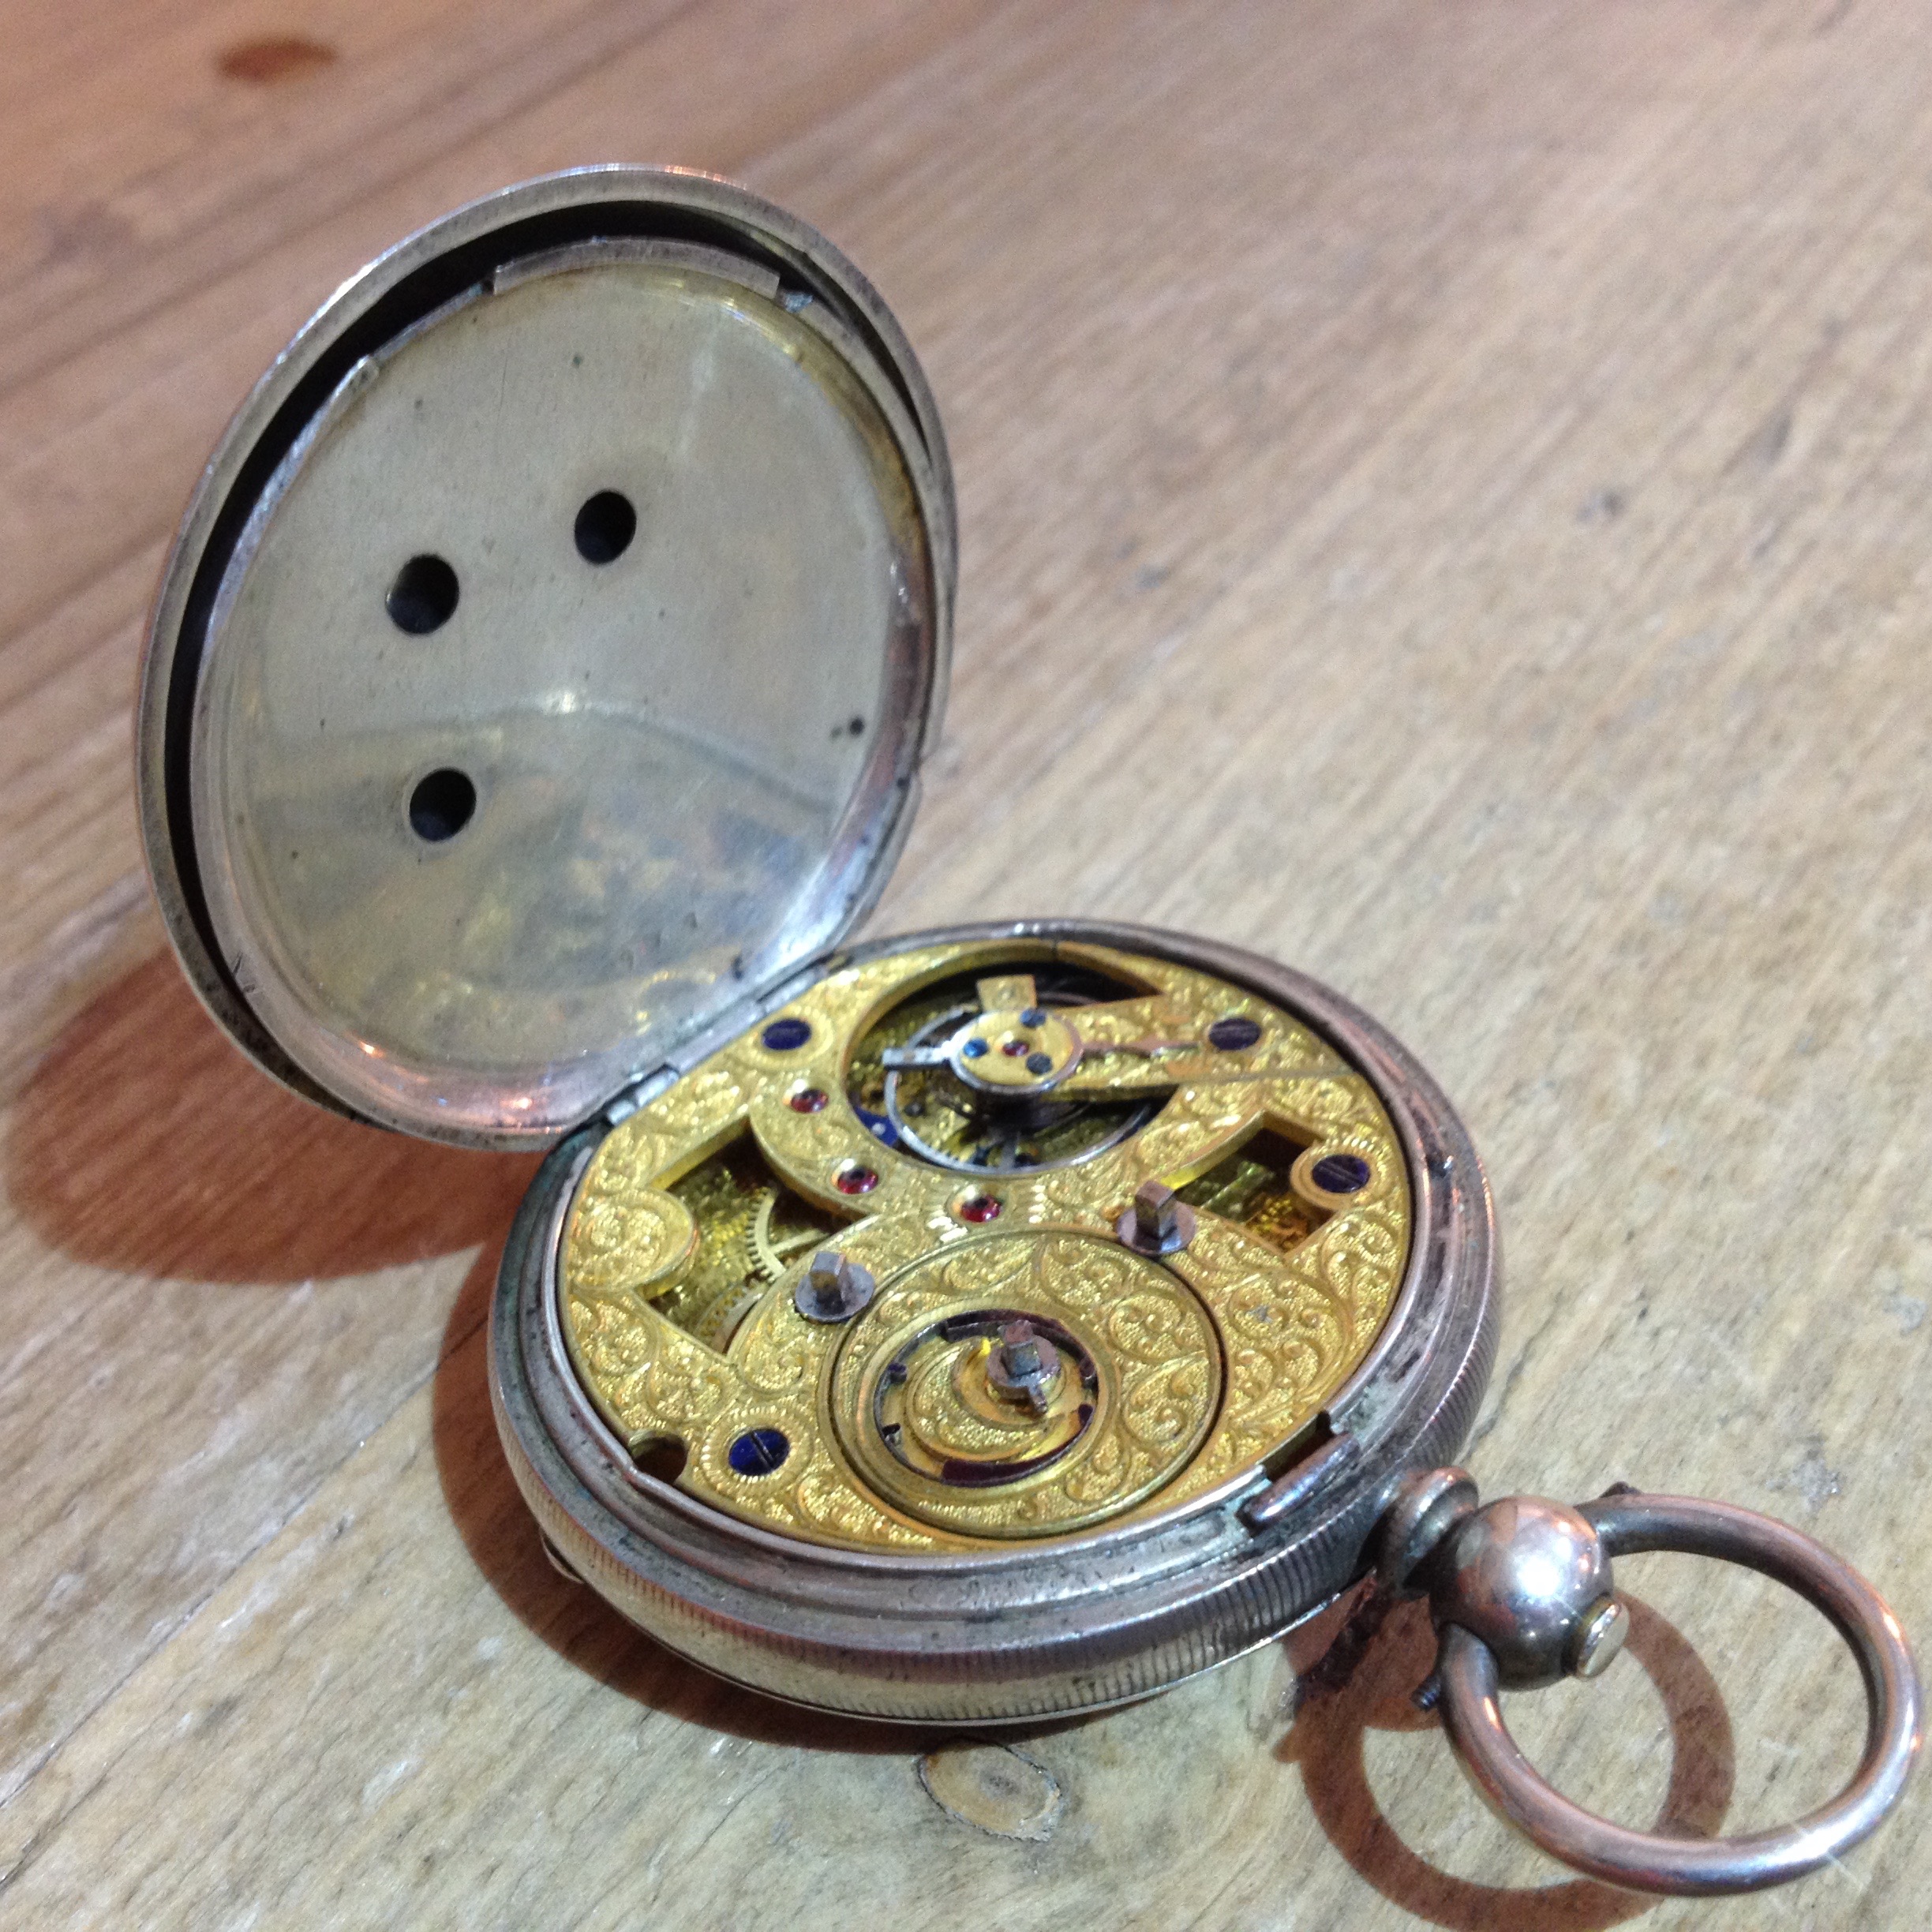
[1239, 1430, 1358, 1532]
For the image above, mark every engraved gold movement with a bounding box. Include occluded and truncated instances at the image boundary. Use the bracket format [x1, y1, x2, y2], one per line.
[560, 938, 1412, 1552]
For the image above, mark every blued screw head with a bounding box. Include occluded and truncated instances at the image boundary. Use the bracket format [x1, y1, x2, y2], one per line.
[1025, 1051, 1054, 1076]
[1208, 1015, 1262, 1051]
[728, 1428, 790, 1476]
[1310, 1151, 1372, 1195]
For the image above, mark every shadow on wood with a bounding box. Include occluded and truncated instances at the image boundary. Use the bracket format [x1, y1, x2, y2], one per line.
[4, 945, 1744, 1873]
[5, 948, 540, 1282]
[1280, 1588, 1736, 1930]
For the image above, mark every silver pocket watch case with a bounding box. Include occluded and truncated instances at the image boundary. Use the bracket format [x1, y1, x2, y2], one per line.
[136, 167, 1918, 1898]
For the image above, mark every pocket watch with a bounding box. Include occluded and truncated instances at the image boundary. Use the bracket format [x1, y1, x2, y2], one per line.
[135, 166, 1918, 1897]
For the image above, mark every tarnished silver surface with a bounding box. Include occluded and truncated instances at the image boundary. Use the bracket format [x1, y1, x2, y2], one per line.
[1436, 1491, 1923, 1894]
[137, 168, 954, 1146]
[1375, 1463, 1477, 1596]
[489, 917, 1499, 1723]
[1429, 1496, 1616, 1691]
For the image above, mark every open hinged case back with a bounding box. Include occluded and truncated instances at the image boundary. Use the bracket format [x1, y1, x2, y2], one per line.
[138, 166, 953, 1148]
[135, 168, 1918, 1900]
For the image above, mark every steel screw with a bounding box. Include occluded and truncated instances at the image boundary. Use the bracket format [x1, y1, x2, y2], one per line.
[1569, 1594, 1631, 1679]
[987, 1319, 1061, 1414]
[1137, 1182, 1177, 1244]
[1117, 1178, 1197, 1255]
[794, 1249, 876, 1324]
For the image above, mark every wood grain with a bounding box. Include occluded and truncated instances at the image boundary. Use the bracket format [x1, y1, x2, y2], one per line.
[3, 0, 1929, 1924]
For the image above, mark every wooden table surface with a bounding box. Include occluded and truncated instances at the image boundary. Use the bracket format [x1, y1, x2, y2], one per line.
[5, 1, 1930, 1925]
